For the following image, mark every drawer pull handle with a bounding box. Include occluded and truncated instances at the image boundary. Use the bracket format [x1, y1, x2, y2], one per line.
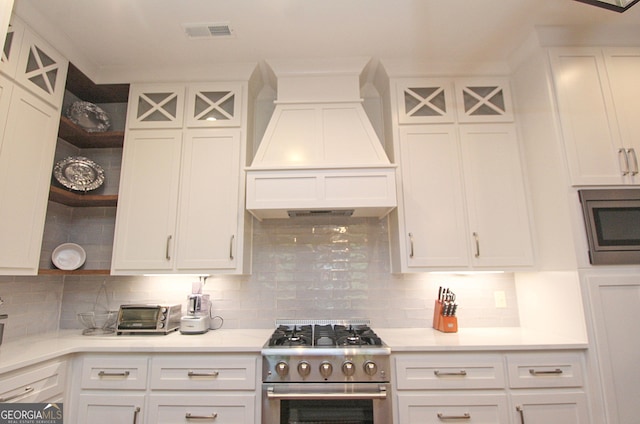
[516, 405, 525, 424]
[98, 371, 131, 378]
[188, 370, 220, 378]
[528, 368, 563, 376]
[186, 412, 218, 420]
[434, 370, 467, 377]
[0, 386, 34, 402]
[437, 412, 471, 420]
[132, 406, 141, 424]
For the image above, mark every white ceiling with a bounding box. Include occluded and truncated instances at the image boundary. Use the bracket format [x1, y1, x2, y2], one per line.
[13, 0, 640, 83]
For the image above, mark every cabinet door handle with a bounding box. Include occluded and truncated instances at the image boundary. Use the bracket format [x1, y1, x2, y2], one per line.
[132, 406, 141, 424]
[188, 370, 219, 378]
[516, 405, 525, 424]
[185, 412, 218, 420]
[437, 412, 471, 420]
[528, 368, 563, 376]
[0, 386, 34, 402]
[166, 235, 172, 260]
[98, 370, 131, 378]
[473, 232, 480, 258]
[434, 369, 467, 377]
[408, 233, 414, 258]
[229, 235, 235, 260]
[628, 148, 639, 175]
[619, 148, 630, 175]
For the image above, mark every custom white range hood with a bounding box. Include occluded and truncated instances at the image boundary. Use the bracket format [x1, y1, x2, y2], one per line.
[246, 58, 397, 220]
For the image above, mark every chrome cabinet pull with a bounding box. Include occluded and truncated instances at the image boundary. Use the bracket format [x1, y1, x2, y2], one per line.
[529, 368, 563, 376]
[434, 369, 467, 377]
[619, 148, 630, 175]
[628, 148, 639, 175]
[473, 232, 480, 258]
[516, 405, 525, 424]
[132, 406, 141, 424]
[437, 412, 471, 420]
[408, 233, 414, 258]
[229, 235, 235, 260]
[98, 370, 131, 377]
[188, 370, 219, 378]
[0, 386, 34, 402]
[185, 412, 218, 420]
[166, 235, 172, 260]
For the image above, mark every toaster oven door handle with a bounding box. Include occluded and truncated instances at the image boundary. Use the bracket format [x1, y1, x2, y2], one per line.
[266, 385, 387, 400]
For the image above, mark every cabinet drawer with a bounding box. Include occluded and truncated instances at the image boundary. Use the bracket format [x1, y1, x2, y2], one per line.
[0, 360, 67, 403]
[150, 354, 257, 390]
[397, 393, 510, 423]
[80, 355, 148, 390]
[395, 353, 505, 390]
[147, 394, 255, 424]
[506, 352, 584, 388]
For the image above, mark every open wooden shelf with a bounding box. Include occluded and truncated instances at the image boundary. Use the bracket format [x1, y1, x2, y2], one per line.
[58, 116, 124, 149]
[39, 268, 110, 275]
[49, 185, 118, 207]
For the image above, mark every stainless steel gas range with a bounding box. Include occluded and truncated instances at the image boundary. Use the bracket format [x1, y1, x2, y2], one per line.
[261, 320, 391, 424]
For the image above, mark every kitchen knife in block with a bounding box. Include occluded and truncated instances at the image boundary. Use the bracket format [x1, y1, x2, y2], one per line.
[432, 300, 458, 333]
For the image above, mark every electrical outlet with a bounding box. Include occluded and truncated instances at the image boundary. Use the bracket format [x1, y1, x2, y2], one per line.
[494, 291, 507, 308]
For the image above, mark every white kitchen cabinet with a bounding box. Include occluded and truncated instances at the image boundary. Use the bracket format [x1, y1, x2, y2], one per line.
[510, 392, 589, 424]
[394, 351, 589, 424]
[111, 129, 182, 272]
[0, 15, 24, 78]
[127, 83, 185, 129]
[111, 128, 244, 274]
[396, 78, 456, 124]
[0, 358, 68, 403]
[0, 75, 60, 275]
[77, 394, 145, 424]
[582, 271, 640, 424]
[550, 47, 640, 185]
[395, 123, 533, 271]
[147, 394, 256, 424]
[454, 77, 514, 123]
[185, 82, 243, 127]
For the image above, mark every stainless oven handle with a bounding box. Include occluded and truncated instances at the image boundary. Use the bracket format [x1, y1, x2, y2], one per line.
[266, 385, 387, 400]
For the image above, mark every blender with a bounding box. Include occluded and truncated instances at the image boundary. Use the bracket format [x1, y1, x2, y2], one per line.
[180, 293, 211, 334]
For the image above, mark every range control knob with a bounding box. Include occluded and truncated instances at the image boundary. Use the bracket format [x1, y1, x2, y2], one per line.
[275, 361, 289, 377]
[319, 361, 333, 379]
[342, 361, 356, 377]
[363, 361, 378, 376]
[297, 361, 311, 378]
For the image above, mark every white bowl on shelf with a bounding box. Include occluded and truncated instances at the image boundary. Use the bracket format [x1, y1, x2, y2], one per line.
[51, 243, 86, 270]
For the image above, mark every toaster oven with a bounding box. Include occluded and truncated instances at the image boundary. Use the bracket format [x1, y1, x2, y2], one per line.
[116, 304, 181, 335]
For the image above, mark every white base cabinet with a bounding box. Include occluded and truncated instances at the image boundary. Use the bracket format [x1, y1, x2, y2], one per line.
[394, 351, 589, 424]
[69, 353, 259, 424]
[0, 358, 68, 404]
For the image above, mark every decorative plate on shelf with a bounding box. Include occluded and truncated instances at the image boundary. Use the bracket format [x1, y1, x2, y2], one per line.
[52, 243, 86, 270]
[66, 101, 111, 132]
[53, 156, 105, 192]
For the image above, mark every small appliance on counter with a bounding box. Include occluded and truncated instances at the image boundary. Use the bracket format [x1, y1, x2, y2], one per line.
[433, 286, 458, 333]
[116, 304, 181, 335]
[180, 293, 211, 334]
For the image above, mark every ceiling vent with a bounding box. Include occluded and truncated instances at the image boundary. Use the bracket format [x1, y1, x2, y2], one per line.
[182, 23, 235, 39]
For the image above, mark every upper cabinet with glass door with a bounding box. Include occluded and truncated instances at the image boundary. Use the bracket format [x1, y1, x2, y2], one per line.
[127, 83, 186, 129]
[1, 15, 67, 108]
[396, 78, 455, 124]
[454, 77, 514, 123]
[185, 82, 242, 127]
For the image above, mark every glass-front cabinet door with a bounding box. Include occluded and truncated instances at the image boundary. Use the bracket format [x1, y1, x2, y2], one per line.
[185, 82, 242, 127]
[127, 83, 186, 129]
[396, 78, 455, 124]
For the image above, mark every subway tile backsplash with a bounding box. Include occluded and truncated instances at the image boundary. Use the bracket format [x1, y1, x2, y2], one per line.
[1, 217, 520, 341]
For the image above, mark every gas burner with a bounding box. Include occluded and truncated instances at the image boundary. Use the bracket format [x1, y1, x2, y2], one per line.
[269, 325, 312, 346]
[265, 320, 384, 348]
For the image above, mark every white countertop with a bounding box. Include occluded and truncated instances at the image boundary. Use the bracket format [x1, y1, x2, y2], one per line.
[0, 327, 587, 374]
[377, 327, 588, 351]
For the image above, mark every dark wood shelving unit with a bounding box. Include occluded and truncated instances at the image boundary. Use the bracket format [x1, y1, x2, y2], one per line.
[58, 116, 124, 149]
[39, 268, 110, 276]
[49, 185, 118, 207]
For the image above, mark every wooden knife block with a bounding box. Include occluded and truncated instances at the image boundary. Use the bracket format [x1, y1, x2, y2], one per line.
[432, 300, 458, 333]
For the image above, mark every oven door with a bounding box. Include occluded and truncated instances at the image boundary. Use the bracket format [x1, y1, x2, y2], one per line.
[262, 382, 391, 424]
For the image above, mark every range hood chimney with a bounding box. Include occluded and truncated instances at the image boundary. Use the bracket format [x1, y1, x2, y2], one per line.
[246, 58, 397, 220]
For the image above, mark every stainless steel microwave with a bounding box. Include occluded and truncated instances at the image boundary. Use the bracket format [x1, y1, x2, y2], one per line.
[579, 189, 640, 265]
